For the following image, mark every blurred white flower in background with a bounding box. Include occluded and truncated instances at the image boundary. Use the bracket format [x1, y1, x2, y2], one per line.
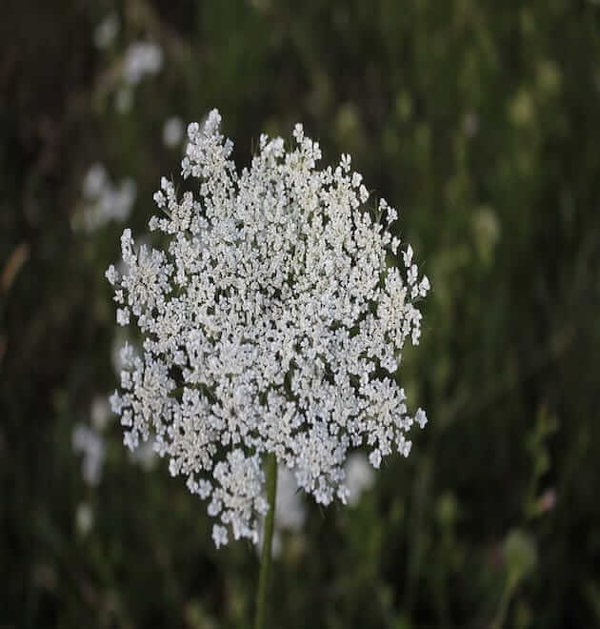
[275, 466, 306, 532]
[72, 396, 113, 488]
[257, 465, 307, 558]
[78, 163, 136, 232]
[75, 501, 94, 537]
[90, 395, 112, 432]
[115, 86, 134, 114]
[129, 438, 159, 472]
[94, 12, 120, 50]
[163, 116, 185, 149]
[82, 162, 108, 199]
[122, 41, 163, 86]
[108, 41, 164, 113]
[111, 331, 131, 375]
[344, 452, 375, 507]
[72, 424, 106, 487]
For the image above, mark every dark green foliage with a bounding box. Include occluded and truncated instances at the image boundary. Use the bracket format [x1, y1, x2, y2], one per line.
[2, 0, 599, 626]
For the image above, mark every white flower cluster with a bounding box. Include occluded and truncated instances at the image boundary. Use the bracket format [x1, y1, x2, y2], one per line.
[106, 110, 429, 547]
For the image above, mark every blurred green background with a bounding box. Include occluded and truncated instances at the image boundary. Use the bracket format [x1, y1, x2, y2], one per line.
[2, 0, 600, 627]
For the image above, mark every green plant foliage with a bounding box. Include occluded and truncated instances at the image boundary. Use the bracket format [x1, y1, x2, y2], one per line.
[2, 0, 599, 627]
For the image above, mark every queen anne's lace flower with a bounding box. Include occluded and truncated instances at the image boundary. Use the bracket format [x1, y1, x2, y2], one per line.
[106, 110, 429, 547]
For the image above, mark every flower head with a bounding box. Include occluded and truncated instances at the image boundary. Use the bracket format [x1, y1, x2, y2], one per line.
[106, 109, 429, 546]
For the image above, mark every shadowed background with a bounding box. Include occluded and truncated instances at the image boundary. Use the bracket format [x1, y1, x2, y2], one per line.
[1, 0, 599, 627]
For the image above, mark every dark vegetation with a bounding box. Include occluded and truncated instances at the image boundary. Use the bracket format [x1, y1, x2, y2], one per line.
[2, 0, 600, 626]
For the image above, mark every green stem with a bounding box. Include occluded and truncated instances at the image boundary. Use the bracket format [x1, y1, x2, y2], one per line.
[490, 575, 517, 629]
[254, 453, 278, 629]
